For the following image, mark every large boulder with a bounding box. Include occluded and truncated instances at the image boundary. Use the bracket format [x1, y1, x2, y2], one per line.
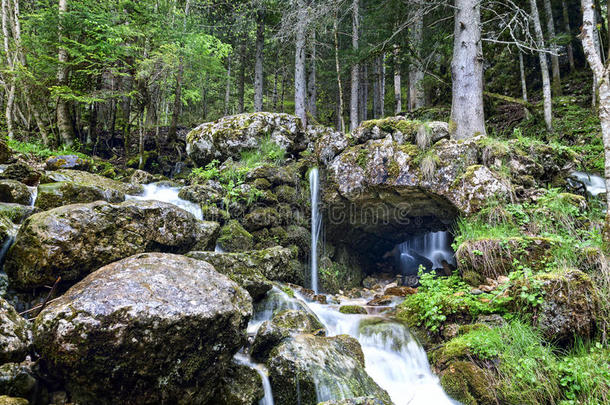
[35, 181, 124, 211]
[40, 169, 143, 196]
[0, 299, 31, 363]
[349, 117, 448, 146]
[212, 361, 264, 405]
[33, 253, 252, 404]
[0, 181, 33, 206]
[186, 113, 305, 166]
[268, 334, 391, 405]
[0, 163, 41, 187]
[187, 246, 298, 287]
[5, 200, 220, 289]
[45, 155, 91, 171]
[510, 269, 599, 343]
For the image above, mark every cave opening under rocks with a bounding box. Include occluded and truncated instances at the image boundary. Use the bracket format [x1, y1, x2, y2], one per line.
[322, 188, 459, 285]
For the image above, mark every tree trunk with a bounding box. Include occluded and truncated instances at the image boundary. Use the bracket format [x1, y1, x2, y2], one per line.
[394, 45, 402, 114]
[1, 0, 14, 139]
[307, 33, 317, 120]
[519, 51, 531, 119]
[238, 38, 246, 113]
[372, 62, 379, 118]
[450, 0, 486, 139]
[409, 7, 425, 111]
[542, 0, 561, 95]
[581, 0, 610, 251]
[334, 5, 345, 132]
[272, 66, 279, 111]
[254, 10, 264, 112]
[378, 55, 385, 117]
[561, 0, 575, 72]
[168, 58, 183, 144]
[57, 0, 73, 146]
[530, 0, 553, 131]
[360, 64, 368, 121]
[294, 0, 307, 126]
[350, 0, 359, 131]
[225, 55, 231, 116]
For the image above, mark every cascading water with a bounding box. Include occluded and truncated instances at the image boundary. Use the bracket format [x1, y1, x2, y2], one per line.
[310, 168, 322, 294]
[397, 231, 455, 275]
[234, 353, 274, 405]
[571, 171, 607, 197]
[127, 183, 203, 220]
[305, 300, 456, 405]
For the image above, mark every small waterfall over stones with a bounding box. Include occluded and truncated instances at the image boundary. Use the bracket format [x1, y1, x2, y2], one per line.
[127, 183, 203, 220]
[234, 353, 275, 405]
[570, 171, 607, 197]
[310, 168, 322, 294]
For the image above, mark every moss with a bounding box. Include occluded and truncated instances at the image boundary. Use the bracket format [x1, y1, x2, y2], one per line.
[360, 117, 421, 135]
[387, 160, 400, 179]
[217, 220, 253, 252]
[356, 148, 369, 169]
[339, 305, 367, 315]
[440, 361, 497, 405]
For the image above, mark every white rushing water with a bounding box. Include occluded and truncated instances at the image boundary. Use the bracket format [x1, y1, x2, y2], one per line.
[571, 171, 607, 197]
[310, 168, 322, 294]
[234, 353, 274, 405]
[305, 300, 456, 405]
[127, 183, 203, 220]
[397, 231, 455, 274]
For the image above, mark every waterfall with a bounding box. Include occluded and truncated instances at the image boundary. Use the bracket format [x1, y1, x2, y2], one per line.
[127, 183, 203, 220]
[571, 171, 607, 197]
[397, 231, 455, 275]
[310, 168, 322, 294]
[234, 353, 275, 405]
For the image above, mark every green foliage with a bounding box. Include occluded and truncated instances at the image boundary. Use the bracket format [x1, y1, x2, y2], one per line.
[556, 341, 610, 404]
[397, 268, 508, 332]
[240, 137, 286, 168]
[7, 138, 89, 160]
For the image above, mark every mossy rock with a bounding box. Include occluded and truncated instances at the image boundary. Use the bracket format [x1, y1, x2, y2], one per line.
[35, 181, 125, 211]
[0, 181, 32, 206]
[0, 396, 28, 405]
[456, 237, 554, 285]
[339, 305, 367, 315]
[0, 298, 32, 364]
[41, 169, 143, 195]
[45, 155, 91, 171]
[212, 362, 264, 405]
[439, 361, 497, 405]
[0, 163, 41, 187]
[0, 204, 37, 224]
[273, 185, 298, 204]
[218, 220, 254, 252]
[201, 204, 231, 225]
[0, 361, 38, 400]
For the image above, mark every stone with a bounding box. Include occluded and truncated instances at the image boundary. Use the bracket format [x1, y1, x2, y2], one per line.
[0, 204, 37, 224]
[0, 163, 41, 187]
[217, 220, 254, 252]
[33, 253, 252, 404]
[35, 181, 124, 211]
[45, 155, 91, 171]
[5, 200, 220, 290]
[186, 246, 298, 294]
[313, 126, 349, 165]
[511, 269, 599, 343]
[0, 140, 12, 164]
[439, 361, 497, 405]
[0, 299, 31, 363]
[366, 296, 394, 306]
[252, 309, 326, 362]
[339, 305, 367, 315]
[0, 396, 28, 405]
[384, 286, 417, 297]
[0, 360, 38, 400]
[186, 113, 305, 166]
[40, 169, 143, 196]
[317, 398, 386, 405]
[178, 184, 223, 205]
[267, 334, 391, 405]
[129, 169, 156, 185]
[0, 181, 32, 206]
[212, 362, 264, 405]
[245, 165, 298, 187]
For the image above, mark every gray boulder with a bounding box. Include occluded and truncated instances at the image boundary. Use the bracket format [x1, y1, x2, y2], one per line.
[0, 299, 31, 363]
[33, 253, 252, 404]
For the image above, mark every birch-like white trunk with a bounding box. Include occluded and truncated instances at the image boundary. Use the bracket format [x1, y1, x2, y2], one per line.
[519, 51, 531, 119]
[394, 45, 402, 114]
[581, 0, 610, 249]
[543, 0, 561, 95]
[294, 0, 307, 126]
[450, 0, 486, 139]
[254, 10, 264, 112]
[529, 0, 553, 131]
[350, 0, 359, 131]
[409, 7, 425, 111]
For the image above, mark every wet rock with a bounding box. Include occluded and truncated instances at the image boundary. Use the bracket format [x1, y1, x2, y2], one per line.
[33, 253, 252, 404]
[366, 296, 394, 306]
[510, 269, 599, 343]
[217, 220, 254, 252]
[439, 361, 497, 405]
[0, 360, 38, 400]
[129, 169, 156, 185]
[339, 305, 367, 314]
[384, 286, 417, 297]
[0, 140, 12, 164]
[0, 163, 41, 187]
[187, 246, 297, 295]
[0, 181, 33, 206]
[252, 309, 326, 362]
[0, 298, 31, 363]
[186, 250, 273, 300]
[41, 169, 143, 195]
[5, 200, 220, 289]
[212, 362, 263, 405]
[35, 181, 124, 211]
[0, 204, 37, 224]
[317, 398, 386, 405]
[313, 126, 349, 165]
[45, 155, 91, 171]
[245, 164, 298, 187]
[268, 334, 391, 405]
[187, 113, 305, 166]
[0, 396, 28, 405]
[178, 184, 223, 205]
